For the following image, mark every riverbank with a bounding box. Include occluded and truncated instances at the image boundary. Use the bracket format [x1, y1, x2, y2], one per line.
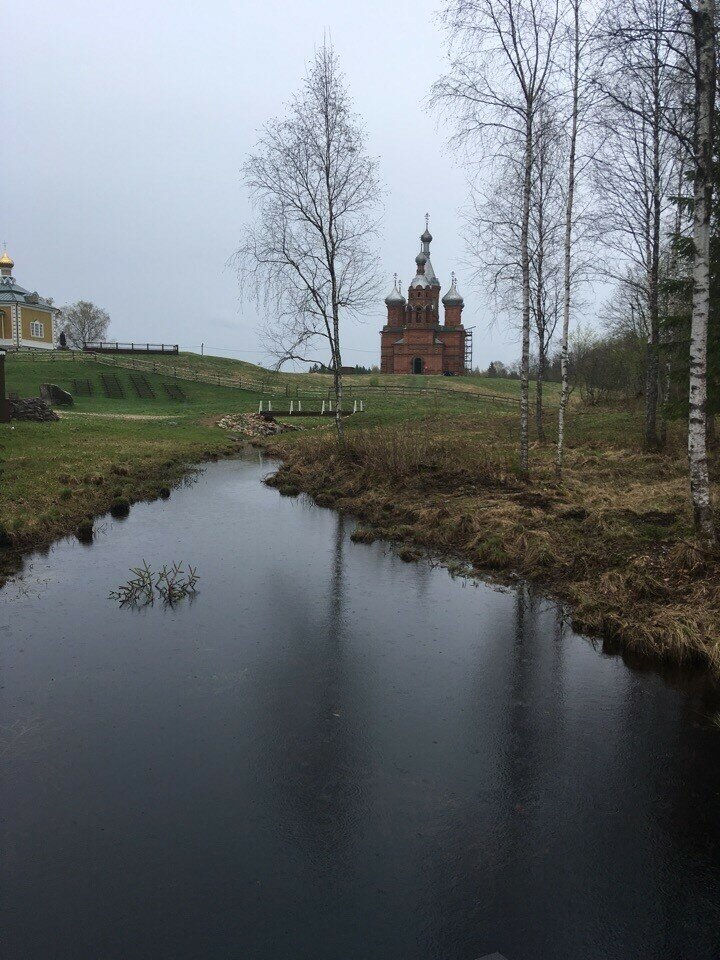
[0, 415, 244, 584]
[264, 411, 720, 675]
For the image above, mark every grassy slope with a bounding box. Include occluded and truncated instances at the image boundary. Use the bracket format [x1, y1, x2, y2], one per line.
[1, 356, 262, 580]
[5, 356, 259, 417]
[145, 351, 562, 399]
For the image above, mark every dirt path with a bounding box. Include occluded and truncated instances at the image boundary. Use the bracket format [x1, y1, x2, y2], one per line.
[59, 411, 176, 421]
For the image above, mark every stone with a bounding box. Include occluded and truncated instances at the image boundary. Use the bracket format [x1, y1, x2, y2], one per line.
[215, 413, 301, 437]
[40, 383, 73, 405]
[9, 397, 59, 422]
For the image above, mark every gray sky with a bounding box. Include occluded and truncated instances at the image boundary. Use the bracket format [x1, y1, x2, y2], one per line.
[3, 0, 525, 368]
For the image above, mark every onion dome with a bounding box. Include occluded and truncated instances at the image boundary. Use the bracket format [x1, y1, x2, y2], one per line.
[384, 277, 406, 305]
[415, 251, 427, 267]
[421, 227, 433, 244]
[0, 247, 14, 270]
[442, 272, 464, 306]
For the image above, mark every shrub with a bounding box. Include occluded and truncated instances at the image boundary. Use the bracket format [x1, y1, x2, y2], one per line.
[75, 520, 94, 543]
[110, 497, 130, 519]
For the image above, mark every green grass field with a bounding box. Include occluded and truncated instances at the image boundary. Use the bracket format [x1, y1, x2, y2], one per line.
[4, 352, 552, 426]
[5, 355, 261, 417]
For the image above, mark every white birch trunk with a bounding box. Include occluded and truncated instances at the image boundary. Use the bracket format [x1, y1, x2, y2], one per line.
[520, 114, 533, 477]
[688, 0, 717, 542]
[556, 0, 580, 479]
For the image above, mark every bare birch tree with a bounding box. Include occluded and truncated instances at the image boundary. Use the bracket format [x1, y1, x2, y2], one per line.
[530, 106, 565, 440]
[593, 0, 685, 449]
[465, 107, 565, 442]
[557, 0, 585, 476]
[433, 0, 562, 477]
[236, 40, 381, 441]
[681, 0, 717, 540]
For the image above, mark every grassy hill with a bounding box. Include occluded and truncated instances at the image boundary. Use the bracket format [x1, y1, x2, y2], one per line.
[5, 355, 260, 417]
[5, 352, 549, 425]
[139, 350, 561, 401]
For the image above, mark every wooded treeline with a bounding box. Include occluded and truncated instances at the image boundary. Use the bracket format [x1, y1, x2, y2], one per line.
[433, 0, 718, 540]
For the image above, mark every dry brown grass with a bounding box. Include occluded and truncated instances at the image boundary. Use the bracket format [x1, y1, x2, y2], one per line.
[265, 413, 720, 674]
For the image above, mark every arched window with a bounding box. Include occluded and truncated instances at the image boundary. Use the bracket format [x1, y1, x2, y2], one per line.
[412, 357, 424, 374]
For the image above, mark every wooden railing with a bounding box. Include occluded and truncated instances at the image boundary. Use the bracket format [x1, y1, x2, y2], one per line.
[6, 348, 528, 406]
[82, 342, 179, 354]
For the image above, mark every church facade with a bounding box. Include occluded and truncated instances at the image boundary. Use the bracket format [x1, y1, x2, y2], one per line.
[380, 221, 468, 375]
[0, 249, 57, 350]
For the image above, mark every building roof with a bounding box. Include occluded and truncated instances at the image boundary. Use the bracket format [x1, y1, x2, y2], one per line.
[442, 274, 464, 306]
[0, 276, 56, 311]
[384, 279, 406, 305]
[424, 257, 440, 287]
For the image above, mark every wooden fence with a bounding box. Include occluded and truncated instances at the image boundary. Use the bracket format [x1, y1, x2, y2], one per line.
[6, 348, 526, 407]
[82, 342, 179, 354]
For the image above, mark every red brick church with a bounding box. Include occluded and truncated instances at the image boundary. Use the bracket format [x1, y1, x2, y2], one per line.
[380, 219, 470, 375]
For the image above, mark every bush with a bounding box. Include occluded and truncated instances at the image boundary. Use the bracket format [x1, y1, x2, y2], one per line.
[110, 497, 130, 518]
[75, 520, 94, 543]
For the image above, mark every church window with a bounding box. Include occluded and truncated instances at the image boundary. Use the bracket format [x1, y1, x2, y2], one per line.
[30, 320, 44, 338]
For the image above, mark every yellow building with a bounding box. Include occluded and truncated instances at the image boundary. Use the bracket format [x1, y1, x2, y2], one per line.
[0, 249, 57, 350]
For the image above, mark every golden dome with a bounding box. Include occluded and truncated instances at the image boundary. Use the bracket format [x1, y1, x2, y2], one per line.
[0, 248, 14, 267]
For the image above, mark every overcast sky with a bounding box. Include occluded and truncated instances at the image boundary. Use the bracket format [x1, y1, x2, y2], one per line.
[3, 0, 546, 368]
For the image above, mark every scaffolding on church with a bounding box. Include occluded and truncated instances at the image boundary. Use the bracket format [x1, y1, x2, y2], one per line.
[464, 327, 474, 375]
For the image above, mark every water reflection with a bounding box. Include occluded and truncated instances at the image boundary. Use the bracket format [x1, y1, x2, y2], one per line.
[1, 455, 719, 960]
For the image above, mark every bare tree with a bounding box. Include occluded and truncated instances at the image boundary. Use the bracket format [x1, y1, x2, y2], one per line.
[593, 0, 686, 449]
[60, 300, 110, 348]
[433, 0, 562, 477]
[557, 0, 586, 476]
[236, 40, 381, 440]
[529, 106, 565, 440]
[465, 107, 565, 442]
[682, 0, 717, 540]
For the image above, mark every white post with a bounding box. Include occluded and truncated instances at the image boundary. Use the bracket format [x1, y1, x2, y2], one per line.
[361, 400, 364, 412]
[290, 401, 294, 415]
[268, 401, 272, 412]
[353, 399, 357, 413]
[298, 400, 302, 412]
[258, 401, 263, 413]
[321, 400, 326, 415]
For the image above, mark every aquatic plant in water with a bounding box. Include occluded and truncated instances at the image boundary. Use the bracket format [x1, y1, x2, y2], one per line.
[109, 560, 199, 608]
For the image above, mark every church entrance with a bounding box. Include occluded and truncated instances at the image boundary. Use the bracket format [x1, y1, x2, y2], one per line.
[412, 357, 424, 374]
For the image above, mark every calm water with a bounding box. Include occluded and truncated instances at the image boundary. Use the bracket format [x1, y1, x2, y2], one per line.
[2, 452, 720, 960]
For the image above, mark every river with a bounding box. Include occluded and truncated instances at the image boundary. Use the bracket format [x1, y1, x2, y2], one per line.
[2, 451, 719, 959]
